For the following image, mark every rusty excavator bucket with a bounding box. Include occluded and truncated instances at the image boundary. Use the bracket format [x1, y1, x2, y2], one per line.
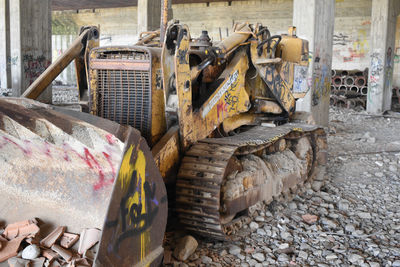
[0, 97, 167, 266]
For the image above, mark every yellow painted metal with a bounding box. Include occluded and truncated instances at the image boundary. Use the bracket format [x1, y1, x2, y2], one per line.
[148, 48, 167, 146]
[276, 34, 309, 66]
[222, 113, 257, 133]
[152, 126, 180, 184]
[173, 25, 250, 149]
[76, 27, 100, 99]
[250, 40, 296, 115]
[255, 99, 283, 114]
[215, 23, 252, 56]
[288, 26, 296, 36]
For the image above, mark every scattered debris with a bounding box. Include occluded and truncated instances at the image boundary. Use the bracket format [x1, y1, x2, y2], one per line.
[51, 244, 73, 262]
[0, 219, 99, 266]
[3, 219, 40, 240]
[40, 226, 66, 249]
[0, 237, 25, 262]
[21, 244, 40, 260]
[163, 107, 400, 266]
[60, 233, 79, 249]
[77, 229, 101, 255]
[302, 214, 318, 224]
[173, 235, 198, 261]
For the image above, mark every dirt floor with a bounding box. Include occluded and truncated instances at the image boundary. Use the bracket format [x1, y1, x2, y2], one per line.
[167, 107, 400, 267]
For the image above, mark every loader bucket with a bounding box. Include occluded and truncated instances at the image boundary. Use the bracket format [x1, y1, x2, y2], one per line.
[0, 98, 167, 266]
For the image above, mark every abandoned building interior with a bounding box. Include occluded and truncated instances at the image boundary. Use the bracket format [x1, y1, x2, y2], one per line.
[0, 0, 400, 266]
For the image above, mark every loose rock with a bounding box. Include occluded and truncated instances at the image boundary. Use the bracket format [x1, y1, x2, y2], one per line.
[21, 244, 40, 260]
[173, 235, 198, 261]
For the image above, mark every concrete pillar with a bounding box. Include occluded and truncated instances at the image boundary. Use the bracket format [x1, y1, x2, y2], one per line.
[9, 0, 52, 102]
[293, 0, 335, 126]
[0, 0, 11, 91]
[137, 0, 161, 34]
[367, 0, 400, 114]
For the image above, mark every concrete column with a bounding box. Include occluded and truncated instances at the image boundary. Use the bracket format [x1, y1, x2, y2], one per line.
[0, 0, 11, 91]
[137, 0, 161, 34]
[9, 0, 52, 102]
[293, 0, 335, 126]
[367, 0, 400, 114]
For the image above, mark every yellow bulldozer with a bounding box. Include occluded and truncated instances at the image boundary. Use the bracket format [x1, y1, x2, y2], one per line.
[0, 20, 327, 266]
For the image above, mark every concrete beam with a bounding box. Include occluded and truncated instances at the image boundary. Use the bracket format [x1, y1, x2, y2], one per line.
[9, 0, 52, 102]
[0, 0, 11, 91]
[137, 0, 161, 33]
[293, 0, 335, 126]
[367, 0, 399, 114]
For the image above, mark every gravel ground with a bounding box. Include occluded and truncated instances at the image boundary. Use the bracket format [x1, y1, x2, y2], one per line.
[167, 107, 400, 267]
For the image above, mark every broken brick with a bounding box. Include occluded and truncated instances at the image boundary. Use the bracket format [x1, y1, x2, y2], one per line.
[42, 249, 58, 263]
[302, 214, 319, 224]
[82, 249, 95, 262]
[51, 244, 72, 262]
[40, 226, 66, 248]
[0, 236, 24, 262]
[3, 220, 40, 240]
[31, 257, 46, 267]
[49, 259, 61, 267]
[7, 257, 30, 267]
[60, 233, 79, 249]
[78, 229, 101, 255]
[74, 258, 91, 267]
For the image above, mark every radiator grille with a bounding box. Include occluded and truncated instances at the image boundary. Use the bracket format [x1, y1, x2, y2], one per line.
[93, 50, 152, 139]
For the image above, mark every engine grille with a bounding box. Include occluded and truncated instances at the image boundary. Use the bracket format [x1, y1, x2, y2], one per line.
[90, 49, 152, 139]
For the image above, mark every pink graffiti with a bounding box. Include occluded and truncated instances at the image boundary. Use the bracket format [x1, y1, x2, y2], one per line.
[216, 102, 227, 120]
[0, 136, 32, 156]
[43, 141, 52, 158]
[63, 143, 116, 191]
[103, 152, 116, 177]
[106, 134, 116, 145]
[0, 136, 117, 191]
[369, 75, 379, 83]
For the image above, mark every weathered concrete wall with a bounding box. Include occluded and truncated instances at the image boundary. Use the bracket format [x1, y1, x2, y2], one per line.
[174, 0, 293, 40]
[51, 0, 400, 88]
[332, 0, 371, 71]
[393, 16, 400, 88]
[9, 0, 52, 101]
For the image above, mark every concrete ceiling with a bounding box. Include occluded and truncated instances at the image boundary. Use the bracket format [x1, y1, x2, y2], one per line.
[52, 0, 138, 10]
[52, 0, 240, 10]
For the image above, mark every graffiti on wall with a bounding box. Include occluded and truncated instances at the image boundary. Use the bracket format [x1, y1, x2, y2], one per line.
[333, 33, 351, 46]
[394, 47, 400, 64]
[6, 56, 19, 66]
[311, 49, 331, 106]
[293, 65, 308, 93]
[368, 51, 384, 103]
[22, 55, 51, 85]
[333, 26, 369, 64]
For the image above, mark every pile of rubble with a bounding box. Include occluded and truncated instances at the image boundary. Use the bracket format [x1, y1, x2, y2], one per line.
[0, 219, 100, 267]
[330, 69, 368, 110]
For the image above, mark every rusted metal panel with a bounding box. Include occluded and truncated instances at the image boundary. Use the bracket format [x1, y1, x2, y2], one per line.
[89, 46, 167, 148]
[0, 98, 167, 267]
[95, 129, 167, 267]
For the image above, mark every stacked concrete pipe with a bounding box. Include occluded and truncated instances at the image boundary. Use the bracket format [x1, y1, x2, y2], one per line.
[330, 69, 368, 110]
